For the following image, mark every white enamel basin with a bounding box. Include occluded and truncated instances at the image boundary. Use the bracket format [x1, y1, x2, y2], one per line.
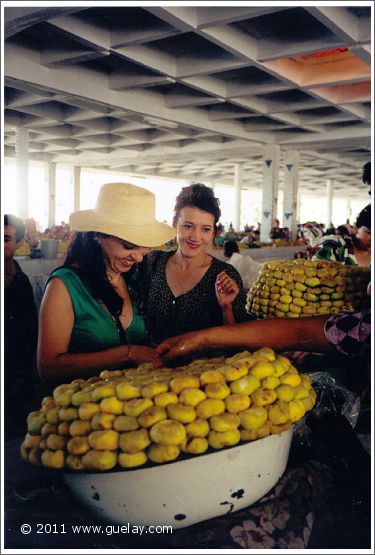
[64, 427, 293, 529]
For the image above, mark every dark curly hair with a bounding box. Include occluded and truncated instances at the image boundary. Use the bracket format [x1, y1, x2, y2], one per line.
[224, 240, 239, 258]
[173, 183, 221, 236]
[362, 161, 371, 185]
[63, 232, 143, 318]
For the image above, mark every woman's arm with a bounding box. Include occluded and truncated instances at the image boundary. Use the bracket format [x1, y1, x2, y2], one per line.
[38, 279, 157, 382]
[220, 264, 252, 324]
[156, 315, 335, 363]
[215, 271, 239, 324]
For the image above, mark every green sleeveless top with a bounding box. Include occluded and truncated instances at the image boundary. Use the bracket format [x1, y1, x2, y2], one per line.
[46, 267, 147, 354]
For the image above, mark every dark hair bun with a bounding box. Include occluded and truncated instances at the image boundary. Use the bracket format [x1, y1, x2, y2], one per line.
[174, 183, 221, 226]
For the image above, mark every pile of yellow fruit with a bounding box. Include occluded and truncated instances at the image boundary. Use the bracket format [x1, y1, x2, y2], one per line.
[21, 349, 316, 472]
[58, 239, 71, 254]
[246, 259, 370, 319]
[15, 242, 31, 256]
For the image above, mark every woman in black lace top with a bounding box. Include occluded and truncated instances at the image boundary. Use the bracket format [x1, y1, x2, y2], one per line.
[143, 184, 253, 344]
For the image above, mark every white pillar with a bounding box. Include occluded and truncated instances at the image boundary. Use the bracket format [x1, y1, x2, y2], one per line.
[48, 163, 56, 227]
[261, 145, 280, 242]
[74, 166, 81, 211]
[283, 150, 299, 240]
[233, 163, 243, 231]
[346, 198, 352, 224]
[296, 192, 301, 226]
[326, 179, 333, 228]
[15, 127, 29, 219]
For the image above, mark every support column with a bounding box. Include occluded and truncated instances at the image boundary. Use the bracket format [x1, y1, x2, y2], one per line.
[15, 127, 29, 219]
[326, 179, 333, 228]
[261, 145, 280, 242]
[74, 166, 81, 211]
[48, 163, 56, 228]
[346, 198, 352, 224]
[296, 192, 301, 227]
[233, 163, 243, 231]
[282, 150, 299, 240]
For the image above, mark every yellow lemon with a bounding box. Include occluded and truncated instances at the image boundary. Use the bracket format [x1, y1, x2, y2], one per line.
[147, 444, 180, 464]
[230, 374, 260, 395]
[149, 420, 186, 446]
[250, 361, 275, 380]
[118, 451, 147, 468]
[251, 388, 277, 406]
[288, 399, 306, 422]
[239, 406, 268, 430]
[275, 384, 295, 402]
[268, 400, 290, 425]
[280, 373, 302, 387]
[208, 429, 241, 449]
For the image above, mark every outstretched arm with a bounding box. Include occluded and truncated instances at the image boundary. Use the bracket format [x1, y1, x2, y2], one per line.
[157, 315, 334, 363]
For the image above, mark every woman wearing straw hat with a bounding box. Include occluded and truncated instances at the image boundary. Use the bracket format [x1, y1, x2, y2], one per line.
[37, 183, 175, 382]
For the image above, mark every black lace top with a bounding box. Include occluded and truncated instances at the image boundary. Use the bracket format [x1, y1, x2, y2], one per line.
[142, 250, 253, 344]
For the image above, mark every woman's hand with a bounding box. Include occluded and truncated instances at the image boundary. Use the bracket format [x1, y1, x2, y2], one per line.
[128, 345, 160, 364]
[156, 331, 206, 363]
[215, 271, 239, 308]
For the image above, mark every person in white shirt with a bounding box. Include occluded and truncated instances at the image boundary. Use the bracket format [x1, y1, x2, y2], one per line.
[223, 240, 262, 291]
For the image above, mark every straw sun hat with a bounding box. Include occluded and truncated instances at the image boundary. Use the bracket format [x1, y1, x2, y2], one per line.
[69, 183, 176, 248]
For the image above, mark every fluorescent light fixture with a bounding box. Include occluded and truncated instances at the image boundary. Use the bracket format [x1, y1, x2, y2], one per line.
[143, 116, 178, 129]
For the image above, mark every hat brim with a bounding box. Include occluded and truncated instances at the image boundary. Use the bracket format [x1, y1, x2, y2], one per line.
[69, 210, 176, 248]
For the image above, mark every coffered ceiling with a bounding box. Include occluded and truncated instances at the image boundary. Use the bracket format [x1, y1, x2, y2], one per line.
[3, 4, 372, 197]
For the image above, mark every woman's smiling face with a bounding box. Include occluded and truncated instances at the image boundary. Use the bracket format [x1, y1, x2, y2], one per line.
[100, 235, 151, 273]
[175, 206, 215, 257]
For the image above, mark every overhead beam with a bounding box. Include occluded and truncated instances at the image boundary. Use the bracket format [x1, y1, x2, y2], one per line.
[4, 7, 85, 38]
[5, 42, 265, 144]
[305, 6, 370, 44]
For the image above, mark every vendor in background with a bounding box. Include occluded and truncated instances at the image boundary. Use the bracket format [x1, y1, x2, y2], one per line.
[142, 183, 252, 344]
[240, 228, 261, 248]
[223, 223, 240, 241]
[37, 183, 176, 383]
[223, 240, 262, 291]
[313, 204, 371, 266]
[269, 218, 283, 240]
[301, 221, 324, 259]
[216, 223, 225, 247]
[4, 215, 38, 439]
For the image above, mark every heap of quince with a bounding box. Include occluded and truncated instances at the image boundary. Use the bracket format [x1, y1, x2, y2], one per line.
[21, 349, 316, 471]
[246, 259, 370, 319]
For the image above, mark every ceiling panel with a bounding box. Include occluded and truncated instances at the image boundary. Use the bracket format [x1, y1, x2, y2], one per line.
[3, 4, 371, 196]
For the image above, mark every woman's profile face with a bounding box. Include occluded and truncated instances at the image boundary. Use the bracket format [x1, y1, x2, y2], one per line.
[175, 206, 215, 257]
[100, 235, 151, 273]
